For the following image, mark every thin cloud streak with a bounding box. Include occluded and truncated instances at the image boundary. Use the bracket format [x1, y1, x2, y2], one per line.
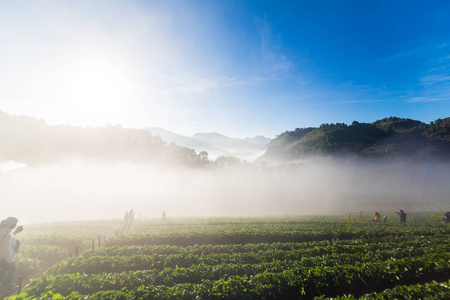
[257, 15, 298, 80]
[376, 41, 436, 64]
[335, 99, 389, 105]
[408, 96, 450, 103]
[171, 77, 247, 95]
[420, 74, 450, 86]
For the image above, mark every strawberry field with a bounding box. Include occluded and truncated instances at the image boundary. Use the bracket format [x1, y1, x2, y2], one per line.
[6, 215, 450, 299]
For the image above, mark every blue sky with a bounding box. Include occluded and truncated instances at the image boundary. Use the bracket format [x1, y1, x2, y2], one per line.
[0, 0, 449, 138]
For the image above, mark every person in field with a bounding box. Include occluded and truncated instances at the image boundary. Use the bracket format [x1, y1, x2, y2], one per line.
[124, 211, 129, 226]
[373, 212, 381, 222]
[127, 209, 135, 231]
[442, 211, 450, 224]
[395, 210, 407, 226]
[0, 217, 23, 294]
[382, 215, 387, 224]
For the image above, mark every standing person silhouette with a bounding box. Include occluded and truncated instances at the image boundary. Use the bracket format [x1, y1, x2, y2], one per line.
[128, 210, 135, 231]
[124, 211, 129, 228]
[395, 210, 407, 226]
[0, 217, 23, 295]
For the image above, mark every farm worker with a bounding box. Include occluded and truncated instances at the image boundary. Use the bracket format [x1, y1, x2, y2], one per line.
[442, 211, 450, 224]
[373, 212, 381, 222]
[0, 217, 23, 293]
[162, 211, 166, 221]
[395, 210, 407, 226]
[124, 211, 129, 226]
[444, 212, 450, 223]
[127, 209, 135, 230]
[382, 216, 387, 224]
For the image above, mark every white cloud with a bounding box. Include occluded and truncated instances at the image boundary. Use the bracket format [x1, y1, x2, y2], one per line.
[256, 15, 298, 80]
[420, 74, 450, 86]
[408, 96, 450, 103]
[336, 99, 388, 104]
[377, 46, 426, 63]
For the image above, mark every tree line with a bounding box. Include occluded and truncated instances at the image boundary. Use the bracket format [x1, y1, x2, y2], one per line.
[262, 117, 450, 161]
[0, 111, 249, 168]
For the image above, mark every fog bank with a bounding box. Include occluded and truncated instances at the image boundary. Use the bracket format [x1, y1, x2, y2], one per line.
[1, 158, 449, 224]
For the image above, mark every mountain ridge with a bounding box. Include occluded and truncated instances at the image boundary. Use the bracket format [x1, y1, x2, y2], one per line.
[144, 128, 272, 161]
[1, 110, 448, 166]
[259, 117, 450, 163]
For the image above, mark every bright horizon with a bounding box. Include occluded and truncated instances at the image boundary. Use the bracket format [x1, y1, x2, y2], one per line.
[1, 1, 449, 139]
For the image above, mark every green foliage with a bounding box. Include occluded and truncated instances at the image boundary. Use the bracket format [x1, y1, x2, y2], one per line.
[263, 117, 450, 161]
[18, 245, 69, 268]
[6, 217, 450, 299]
[0, 110, 210, 167]
[19, 234, 90, 255]
[332, 280, 450, 299]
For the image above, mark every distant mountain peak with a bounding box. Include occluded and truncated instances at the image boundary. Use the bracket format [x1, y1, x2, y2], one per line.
[192, 132, 229, 139]
[144, 128, 272, 161]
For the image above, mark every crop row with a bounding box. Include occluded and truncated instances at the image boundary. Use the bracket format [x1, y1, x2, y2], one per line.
[334, 280, 450, 299]
[13, 246, 70, 280]
[20, 234, 87, 250]
[16, 253, 450, 299]
[18, 222, 448, 251]
[103, 226, 448, 247]
[82, 234, 450, 259]
[23, 250, 450, 297]
[48, 238, 449, 275]
[18, 245, 69, 268]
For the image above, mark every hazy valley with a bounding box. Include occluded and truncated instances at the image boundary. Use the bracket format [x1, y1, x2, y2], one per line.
[0, 111, 449, 224]
[144, 127, 271, 161]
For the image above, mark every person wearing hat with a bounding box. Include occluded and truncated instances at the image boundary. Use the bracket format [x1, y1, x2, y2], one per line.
[0, 217, 23, 293]
[395, 210, 407, 227]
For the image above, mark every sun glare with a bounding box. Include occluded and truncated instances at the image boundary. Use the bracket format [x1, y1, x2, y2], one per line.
[34, 46, 144, 126]
[68, 56, 136, 115]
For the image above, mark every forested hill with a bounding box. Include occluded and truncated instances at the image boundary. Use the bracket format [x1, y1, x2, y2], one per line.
[0, 111, 209, 167]
[260, 117, 450, 162]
